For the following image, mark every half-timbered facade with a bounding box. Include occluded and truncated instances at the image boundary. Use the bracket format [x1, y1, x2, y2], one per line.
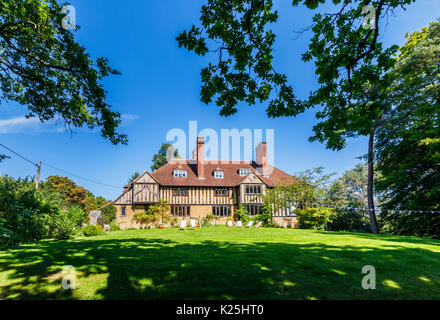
[113, 137, 298, 228]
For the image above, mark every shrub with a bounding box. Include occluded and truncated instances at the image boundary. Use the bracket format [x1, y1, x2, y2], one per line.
[235, 205, 250, 223]
[49, 206, 86, 240]
[296, 207, 335, 230]
[380, 211, 440, 239]
[67, 206, 87, 227]
[0, 176, 61, 242]
[328, 208, 371, 233]
[83, 225, 105, 237]
[109, 220, 120, 231]
[51, 212, 78, 240]
[253, 203, 274, 227]
[0, 225, 22, 246]
[149, 199, 172, 224]
[133, 210, 159, 226]
[201, 214, 217, 227]
[170, 217, 178, 227]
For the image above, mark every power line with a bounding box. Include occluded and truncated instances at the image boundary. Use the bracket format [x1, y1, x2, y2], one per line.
[0, 142, 123, 190]
[0, 143, 37, 167]
[42, 162, 123, 189]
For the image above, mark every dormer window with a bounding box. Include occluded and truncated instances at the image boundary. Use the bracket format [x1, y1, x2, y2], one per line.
[173, 169, 187, 178]
[214, 171, 224, 179]
[239, 168, 250, 176]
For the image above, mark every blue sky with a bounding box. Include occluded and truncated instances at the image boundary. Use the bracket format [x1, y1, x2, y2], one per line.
[0, 0, 438, 200]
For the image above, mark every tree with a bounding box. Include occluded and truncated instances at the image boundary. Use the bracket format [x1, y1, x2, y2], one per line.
[327, 163, 372, 232]
[296, 207, 335, 230]
[153, 199, 172, 224]
[329, 163, 370, 208]
[85, 193, 108, 212]
[151, 143, 179, 171]
[133, 199, 171, 227]
[374, 21, 440, 238]
[127, 172, 141, 184]
[0, 0, 126, 145]
[42, 176, 88, 209]
[100, 204, 116, 225]
[177, 0, 417, 233]
[262, 167, 335, 216]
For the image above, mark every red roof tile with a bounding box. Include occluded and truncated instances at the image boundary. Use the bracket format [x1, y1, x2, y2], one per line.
[150, 159, 295, 187]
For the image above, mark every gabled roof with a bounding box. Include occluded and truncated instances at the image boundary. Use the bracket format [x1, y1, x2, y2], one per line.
[149, 160, 295, 187]
[132, 169, 160, 184]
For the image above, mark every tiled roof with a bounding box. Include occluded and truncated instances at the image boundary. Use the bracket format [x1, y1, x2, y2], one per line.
[150, 159, 295, 187]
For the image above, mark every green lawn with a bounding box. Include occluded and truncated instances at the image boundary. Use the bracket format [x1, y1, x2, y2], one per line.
[1, 226, 440, 299]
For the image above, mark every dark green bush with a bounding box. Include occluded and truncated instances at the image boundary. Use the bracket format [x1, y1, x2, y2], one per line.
[328, 209, 371, 233]
[0, 176, 60, 242]
[379, 211, 440, 239]
[0, 225, 22, 246]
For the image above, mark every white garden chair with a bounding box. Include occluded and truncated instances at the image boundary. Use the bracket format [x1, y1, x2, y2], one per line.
[255, 221, 263, 228]
[179, 220, 187, 229]
[246, 221, 254, 228]
[227, 220, 234, 227]
[236, 221, 243, 227]
[190, 219, 197, 228]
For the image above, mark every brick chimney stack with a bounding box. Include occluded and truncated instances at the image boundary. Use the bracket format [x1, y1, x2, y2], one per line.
[256, 141, 268, 176]
[197, 137, 205, 179]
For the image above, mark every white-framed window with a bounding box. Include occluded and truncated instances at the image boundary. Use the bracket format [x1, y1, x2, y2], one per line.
[214, 171, 224, 179]
[173, 169, 187, 177]
[239, 168, 250, 176]
[121, 206, 126, 217]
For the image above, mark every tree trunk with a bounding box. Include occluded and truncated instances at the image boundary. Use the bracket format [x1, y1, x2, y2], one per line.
[367, 130, 379, 234]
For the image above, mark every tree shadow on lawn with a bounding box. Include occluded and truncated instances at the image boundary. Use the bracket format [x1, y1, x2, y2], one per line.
[1, 236, 440, 300]
[316, 230, 440, 246]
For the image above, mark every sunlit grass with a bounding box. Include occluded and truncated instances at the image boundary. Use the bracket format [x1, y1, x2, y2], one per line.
[1, 226, 440, 299]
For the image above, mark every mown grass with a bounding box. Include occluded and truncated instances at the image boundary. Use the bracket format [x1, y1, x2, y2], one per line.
[1, 226, 440, 299]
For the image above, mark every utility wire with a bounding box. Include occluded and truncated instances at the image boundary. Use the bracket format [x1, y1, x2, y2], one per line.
[1, 144, 439, 212]
[0, 143, 37, 167]
[0, 142, 123, 189]
[42, 162, 123, 189]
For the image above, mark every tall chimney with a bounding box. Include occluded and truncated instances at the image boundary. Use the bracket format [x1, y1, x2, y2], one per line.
[256, 142, 268, 175]
[197, 137, 205, 179]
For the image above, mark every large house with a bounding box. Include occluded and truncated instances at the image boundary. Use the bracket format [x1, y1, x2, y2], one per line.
[112, 137, 298, 228]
